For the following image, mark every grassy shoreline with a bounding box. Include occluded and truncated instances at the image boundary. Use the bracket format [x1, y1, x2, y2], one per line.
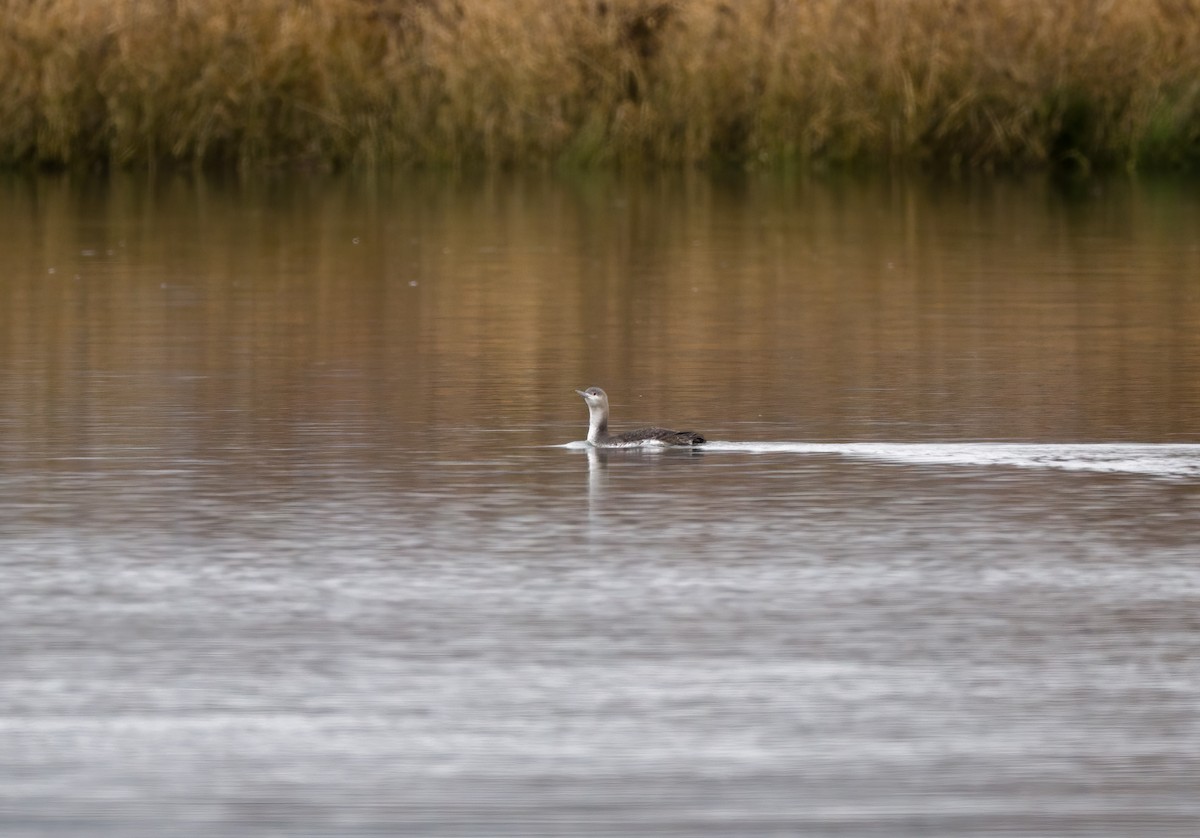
[2, 0, 1199, 172]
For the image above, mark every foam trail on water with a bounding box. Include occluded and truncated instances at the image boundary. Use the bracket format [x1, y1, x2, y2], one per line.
[697, 442, 1200, 479]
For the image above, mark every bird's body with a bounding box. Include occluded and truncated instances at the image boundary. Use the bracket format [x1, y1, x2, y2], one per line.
[575, 387, 706, 448]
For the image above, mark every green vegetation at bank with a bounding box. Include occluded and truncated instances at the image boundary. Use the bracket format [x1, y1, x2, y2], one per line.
[2, 0, 1199, 172]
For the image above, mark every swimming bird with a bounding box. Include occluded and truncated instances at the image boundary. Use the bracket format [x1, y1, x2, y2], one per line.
[575, 387, 706, 448]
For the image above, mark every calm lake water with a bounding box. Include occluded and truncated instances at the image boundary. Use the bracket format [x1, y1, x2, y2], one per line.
[1, 171, 1198, 837]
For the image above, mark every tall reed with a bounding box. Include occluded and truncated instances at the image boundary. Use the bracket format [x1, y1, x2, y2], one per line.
[1, 0, 1197, 171]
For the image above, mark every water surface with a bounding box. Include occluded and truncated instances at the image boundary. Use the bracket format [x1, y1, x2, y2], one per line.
[1, 172, 1198, 836]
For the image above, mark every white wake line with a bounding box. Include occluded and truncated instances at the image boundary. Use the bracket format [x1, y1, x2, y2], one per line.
[707, 441, 1200, 478]
[563, 441, 1200, 479]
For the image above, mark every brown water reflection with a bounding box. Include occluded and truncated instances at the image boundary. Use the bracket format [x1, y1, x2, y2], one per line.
[2, 172, 1199, 837]
[1, 172, 1197, 462]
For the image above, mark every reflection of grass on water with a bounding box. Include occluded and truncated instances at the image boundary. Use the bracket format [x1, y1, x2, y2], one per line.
[2, 0, 1198, 172]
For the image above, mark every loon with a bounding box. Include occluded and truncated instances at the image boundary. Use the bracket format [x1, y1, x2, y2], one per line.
[576, 387, 706, 448]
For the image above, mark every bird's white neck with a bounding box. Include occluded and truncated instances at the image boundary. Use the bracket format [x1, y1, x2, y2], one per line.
[586, 403, 608, 444]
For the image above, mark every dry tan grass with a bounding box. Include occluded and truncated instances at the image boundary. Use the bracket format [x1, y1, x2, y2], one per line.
[0, 0, 1197, 170]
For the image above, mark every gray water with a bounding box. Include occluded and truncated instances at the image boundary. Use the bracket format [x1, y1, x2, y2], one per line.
[1, 172, 1199, 836]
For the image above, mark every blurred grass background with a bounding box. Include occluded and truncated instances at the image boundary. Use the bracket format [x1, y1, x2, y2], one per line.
[1, 0, 1198, 172]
